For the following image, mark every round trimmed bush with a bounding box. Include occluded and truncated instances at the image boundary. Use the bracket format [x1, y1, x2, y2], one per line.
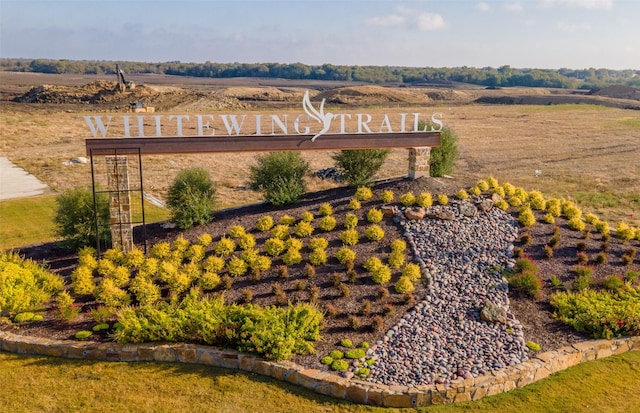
[167, 167, 216, 230]
[249, 152, 309, 206]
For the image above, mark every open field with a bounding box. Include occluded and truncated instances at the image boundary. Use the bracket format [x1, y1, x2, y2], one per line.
[1, 72, 638, 226]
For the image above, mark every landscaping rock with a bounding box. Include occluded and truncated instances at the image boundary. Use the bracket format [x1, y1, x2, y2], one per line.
[479, 199, 494, 212]
[491, 192, 503, 203]
[405, 206, 426, 220]
[480, 299, 508, 325]
[380, 204, 397, 218]
[427, 210, 456, 221]
[458, 202, 478, 217]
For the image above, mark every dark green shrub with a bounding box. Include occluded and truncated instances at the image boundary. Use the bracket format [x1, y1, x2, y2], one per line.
[429, 127, 459, 177]
[167, 167, 216, 230]
[572, 275, 594, 291]
[249, 152, 309, 206]
[54, 187, 110, 250]
[603, 275, 624, 292]
[332, 149, 391, 187]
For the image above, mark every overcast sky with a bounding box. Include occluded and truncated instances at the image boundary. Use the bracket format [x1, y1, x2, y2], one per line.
[1, 0, 638, 70]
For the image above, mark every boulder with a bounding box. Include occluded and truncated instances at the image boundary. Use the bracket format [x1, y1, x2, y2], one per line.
[380, 204, 397, 218]
[427, 210, 456, 221]
[491, 192, 503, 203]
[459, 202, 478, 218]
[480, 299, 508, 325]
[404, 206, 426, 220]
[479, 199, 494, 212]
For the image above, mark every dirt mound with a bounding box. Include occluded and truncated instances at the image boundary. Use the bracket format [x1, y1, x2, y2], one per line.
[216, 87, 309, 102]
[315, 85, 431, 105]
[13, 81, 158, 105]
[589, 85, 640, 101]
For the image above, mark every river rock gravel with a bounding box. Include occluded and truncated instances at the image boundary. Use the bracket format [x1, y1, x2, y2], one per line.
[364, 199, 529, 386]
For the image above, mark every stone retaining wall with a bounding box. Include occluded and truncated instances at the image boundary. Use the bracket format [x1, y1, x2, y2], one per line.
[1, 331, 638, 407]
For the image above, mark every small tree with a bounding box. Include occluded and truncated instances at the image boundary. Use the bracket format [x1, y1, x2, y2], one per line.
[249, 152, 309, 206]
[54, 187, 110, 251]
[429, 127, 459, 177]
[167, 167, 216, 229]
[332, 149, 391, 187]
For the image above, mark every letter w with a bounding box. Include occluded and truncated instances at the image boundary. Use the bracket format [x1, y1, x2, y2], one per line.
[220, 115, 246, 136]
[84, 116, 113, 137]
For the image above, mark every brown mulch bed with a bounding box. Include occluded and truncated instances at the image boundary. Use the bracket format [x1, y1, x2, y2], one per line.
[4, 176, 639, 369]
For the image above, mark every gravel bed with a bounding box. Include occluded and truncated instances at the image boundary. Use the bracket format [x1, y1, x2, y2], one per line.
[364, 201, 529, 386]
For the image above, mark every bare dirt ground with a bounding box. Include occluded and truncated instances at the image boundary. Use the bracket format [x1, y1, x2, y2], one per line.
[1, 73, 639, 370]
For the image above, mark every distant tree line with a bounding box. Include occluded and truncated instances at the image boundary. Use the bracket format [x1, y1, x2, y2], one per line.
[1, 58, 639, 89]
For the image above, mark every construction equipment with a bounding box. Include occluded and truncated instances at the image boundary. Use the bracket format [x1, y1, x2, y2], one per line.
[116, 64, 136, 92]
[129, 101, 155, 113]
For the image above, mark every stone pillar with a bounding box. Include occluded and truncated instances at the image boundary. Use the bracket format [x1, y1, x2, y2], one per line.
[408, 147, 431, 179]
[105, 156, 133, 253]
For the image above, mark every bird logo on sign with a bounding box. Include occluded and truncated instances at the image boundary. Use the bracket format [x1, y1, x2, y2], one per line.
[302, 90, 334, 142]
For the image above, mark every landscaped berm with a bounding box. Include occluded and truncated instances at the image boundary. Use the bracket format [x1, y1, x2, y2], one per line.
[1, 174, 639, 407]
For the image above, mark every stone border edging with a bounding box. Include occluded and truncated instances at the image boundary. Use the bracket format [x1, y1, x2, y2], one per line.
[1, 331, 638, 407]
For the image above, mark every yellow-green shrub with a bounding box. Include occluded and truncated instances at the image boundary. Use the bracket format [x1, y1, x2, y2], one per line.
[584, 213, 599, 225]
[251, 255, 272, 272]
[381, 190, 394, 203]
[237, 233, 255, 250]
[354, 187, 373, 201]
[265, 238, 286, 257]
[436, 194, 449, 205]
[185, 244, 206, 263]
[125, 248, 145, 269]
[196, 233, 213, 247]
[340, 229, 360, 246]
[240, 248, 259, 265]
[344, 213, 358, 229]
[285, 238, 303, 251]
[103, 248, 125, 265]
[282, 249, 303, 266]
[0, 252, 64, 314]
[140, 257, 159, 277]
[528, 191, 546, 210]
[309, 249, 327, 266]
[402, 263, 422, 282]
[495, 200, 509, 211]
[270, 224, 290, 240]
[308, 237, 329, 250]
[477, 179, 490, 192]
[468, 186, 481, 196]
[371, 265, 392, 285]
[319, 216, 337, 232]
[388, 250, 405, 269]
[546, 199, 561, 217]
[456, 189, 469, 200]
[300, 211, 314, 223]
[486, 176, 499, 189]
[562, 201, 582, 220]
[255, 216, 274, 231]
[71, 265, 96, 296]
[492, 186, 506, 199]
[349, 198, 362, 210]
[335, 247, 356, 265]
[202, 256, 225, 273]
[229, 225, 246, 239]
[365, 225, 385, 241]
[227, 256, 248, 277]
[318, 202, 333, 216]
[394, 276, 415, 294]
[214, 237, 236, 256]
[150, 241, 171, 260]
[617, 222, 636, 241]
[568, 217, 586, 231]
[96, 258, 116, 277]
[364, 257, 383, 272]
[106, 265, 130, 288]
[130, 275, 161, 306]
[280, 215, 296, 225]
[172, 236, 191, 253]
[367, 208, 383, 223]
[78, 246, 98, 268]
[199, 271, 221, 290]
[518, 207, 536, 227]
[596, 220, 611, 235]
[502, 182, 516, 196]
[543, 213, 556, 224]
[508, 196, 524, 207]
[55, 290, 80, 322]
[96, 278, 131, 308]
[390, 239, 407, 253]
[416, 192, 433, 207]
[294, 221, 314, 238]
[400, 192, 416, 206]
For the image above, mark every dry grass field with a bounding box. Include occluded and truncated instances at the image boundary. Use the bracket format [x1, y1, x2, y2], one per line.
[1, 73, 638, 226]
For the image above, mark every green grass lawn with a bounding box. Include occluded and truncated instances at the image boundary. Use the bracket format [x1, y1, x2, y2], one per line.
[0, 351, 639, 412]
[0, 195, 169, 251]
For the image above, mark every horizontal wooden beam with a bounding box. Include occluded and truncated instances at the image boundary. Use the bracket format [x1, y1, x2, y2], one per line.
[86, 132, 440, 155]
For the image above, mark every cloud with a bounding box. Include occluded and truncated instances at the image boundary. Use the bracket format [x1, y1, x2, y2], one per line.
[476, 2, 491, 12]
[556, 21, 593, 32]
[504, 2, 524, 12]
[417, 13, 447, 31]
[364, 4, 447, 32]
[364, 14, 405, 27]
[540, 0, 613, 10]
